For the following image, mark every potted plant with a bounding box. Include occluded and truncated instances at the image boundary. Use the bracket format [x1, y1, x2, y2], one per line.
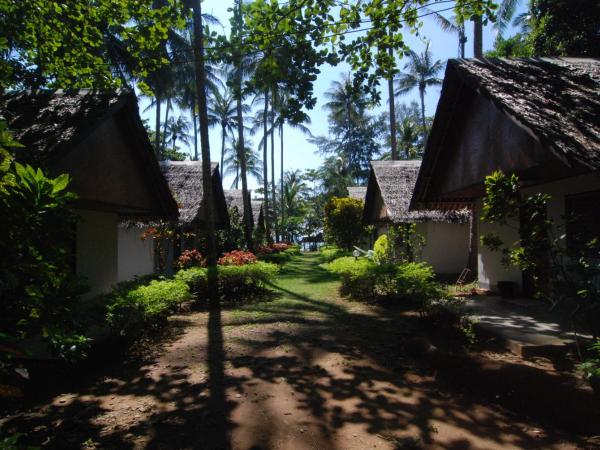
[578, 340, 600, 396]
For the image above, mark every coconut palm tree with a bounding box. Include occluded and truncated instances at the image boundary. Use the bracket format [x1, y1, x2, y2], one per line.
[427, 11, 467, 58]
[166, 115, 193, 154]
[207, 84, 243, 178]
[223, 137, 263, 189]
[394, 41, 443, 130]
[273, 90, 312, 233]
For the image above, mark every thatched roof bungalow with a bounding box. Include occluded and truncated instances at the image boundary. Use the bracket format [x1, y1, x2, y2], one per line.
[160, 161, 229, 230]
[2, 89, 178, 295]
[347, 186, 367, 202]
[410, 58, 600, 295]
[363, 160, 471, 276]
[224, 189, 254, 227]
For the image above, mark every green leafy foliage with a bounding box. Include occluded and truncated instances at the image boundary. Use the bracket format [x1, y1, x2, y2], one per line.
[373, 234, 389, 263]
[0, 159, 84, 339]
[323, 256, 443, 309]
[176, 261, 279, 302]
[323, 197, 367, 250]
[578, 340, 600, 388]
[105, 279, 191, 337]
[319, 246, 351, 263]
[0, 0, 188, 90]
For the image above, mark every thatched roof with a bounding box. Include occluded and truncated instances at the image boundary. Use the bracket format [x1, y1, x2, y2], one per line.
[251, 201, 264, 227]
[3, 89, 128, 163]
[448, 58, 599, 169]
[347, 186, 367, 202]
[224, 189, 254, 226]
[1, 89, 178, 219]
[411, 58, 600, 210]
[160, 161, 220, 225]
[364, 161, 470, 224]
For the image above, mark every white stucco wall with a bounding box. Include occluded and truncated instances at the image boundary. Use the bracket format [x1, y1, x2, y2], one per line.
[417, 221, 470, 276]
[76, 209, 119, 298]
[476, 198, 522, 292]
[118, 225, 155, 282]
[477, 172, 600, 293]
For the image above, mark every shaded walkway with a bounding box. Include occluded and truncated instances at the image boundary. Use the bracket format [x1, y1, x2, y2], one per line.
[1, 254, 582, 449]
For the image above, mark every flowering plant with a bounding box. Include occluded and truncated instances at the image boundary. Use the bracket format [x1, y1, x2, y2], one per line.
[218, 250, 257, 266]
[176, 249, 206, 269]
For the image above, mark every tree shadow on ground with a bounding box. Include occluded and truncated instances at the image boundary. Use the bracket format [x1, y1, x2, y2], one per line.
[1, 255, 586, 449]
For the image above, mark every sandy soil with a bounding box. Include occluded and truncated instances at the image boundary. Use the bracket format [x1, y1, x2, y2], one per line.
[0, 254, 590, 449]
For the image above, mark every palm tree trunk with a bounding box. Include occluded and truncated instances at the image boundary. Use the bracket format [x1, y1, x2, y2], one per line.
[220, 126, 226, 178]
[162, 97, 171, 153]
[419, 87, 426, 131]
[473, 16, 483, 58]
[235, 166, 239, 189]
[280, 122, 284, 240]
[388, 79, 398, 160]
[192, 107, 198, 161]
[262, 88, 271, 243]
[235, 0, 253, 251]
[191, 0, 217, 293]
[154, 95, 161, 159]
[270, 88, 277, 242]
[459, 24, 466, 58]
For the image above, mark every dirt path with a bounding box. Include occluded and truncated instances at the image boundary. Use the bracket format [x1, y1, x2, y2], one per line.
[2, 254, 585, 449]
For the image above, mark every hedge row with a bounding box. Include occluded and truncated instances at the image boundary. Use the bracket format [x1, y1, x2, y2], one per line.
[322, 256, 444, 309]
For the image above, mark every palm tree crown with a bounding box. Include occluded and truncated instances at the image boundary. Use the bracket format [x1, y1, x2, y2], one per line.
[394, 41, 443, 130]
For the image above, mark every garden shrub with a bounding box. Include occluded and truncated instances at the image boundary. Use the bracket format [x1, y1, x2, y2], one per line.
[323, 256, 378, 298]
[323, 257, 444, 308]
[105, 279, 191, 338]
[176, 261, 279, 302]
[323, 197, 367, 250]
[256, 243, 299, 264]
[319, 245, 351, 263]
[373, 234, 389, 263]
[176, 249, 206, 269]
[218, 250, 257, 266]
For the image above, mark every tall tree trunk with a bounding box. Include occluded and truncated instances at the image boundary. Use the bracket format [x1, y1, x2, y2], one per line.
[280, 123, 284, 241]
[191, 0, 217, 279]
[192, 107, 198, 161]
[220, 126, 226, 179]
[270, 88, 277, 242]
[154, 95, 161, 159]
[387, 43, 398, 160]
[459, 24, 466, 58]
[388, 79, 398, 160]
[419, 87, 426, 131]
[262, 89, 272, 243]
[473, 15, 483, 58]
[235, 0, 254, 251]
[235, 166, 239, 189]
[162, 97, 171, 154]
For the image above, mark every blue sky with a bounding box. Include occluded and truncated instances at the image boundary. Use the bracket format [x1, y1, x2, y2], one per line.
[140, 1, 526, 190]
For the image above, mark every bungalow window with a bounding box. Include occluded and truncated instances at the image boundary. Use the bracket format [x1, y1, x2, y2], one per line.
[565, 190, 600, 259]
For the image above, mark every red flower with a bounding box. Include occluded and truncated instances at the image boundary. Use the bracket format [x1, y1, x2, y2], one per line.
[177, 249, 207, 269]
[218, 250, 257, 266]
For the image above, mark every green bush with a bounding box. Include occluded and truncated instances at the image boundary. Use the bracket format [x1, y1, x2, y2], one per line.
[320, 246, 351, 263]
[176, 261, 279, 302]
[373, 234, 389, 263]
[323, 257, 443, 308]
[258, 251, 292, 264]
[323, 197, 367, 250]
[323, 256, 378, 298]
[106, 279, 191, 337]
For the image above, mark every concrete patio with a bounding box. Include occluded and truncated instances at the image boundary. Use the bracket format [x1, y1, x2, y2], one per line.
[465, 296, 591, 357]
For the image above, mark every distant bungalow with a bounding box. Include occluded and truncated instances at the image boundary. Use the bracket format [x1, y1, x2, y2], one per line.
[410, 58, 600, 295]
[347, 186, 367, 202]
[159, 161, 229, 253]
[363, 160, 471, 278]
[2, 90, 179, 296]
